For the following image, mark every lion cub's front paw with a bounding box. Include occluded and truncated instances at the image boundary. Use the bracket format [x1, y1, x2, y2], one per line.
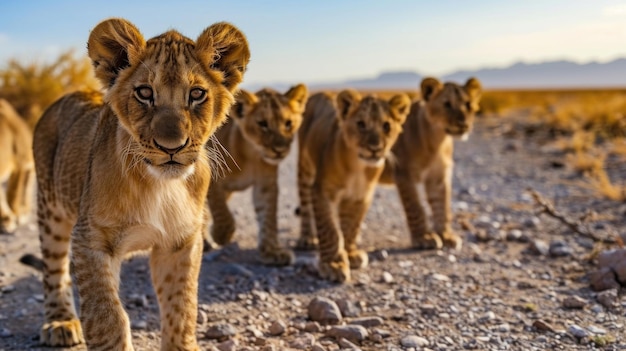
[41, 319, 84, 347]
[347, 249, 369, 269]
[440, 230, 463, 250]
[318, 251, 350, 283]
[260, 246, 295, 266]
[211, 224, 235, 246]
[411, 232, 443, 250]
[295, 235, 318, 251]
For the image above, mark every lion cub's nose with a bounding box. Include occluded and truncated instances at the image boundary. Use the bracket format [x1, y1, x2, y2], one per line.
[154, 138, 189, 155]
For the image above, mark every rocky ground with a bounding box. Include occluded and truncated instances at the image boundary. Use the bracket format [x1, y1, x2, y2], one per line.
[1, 113, 625, 351]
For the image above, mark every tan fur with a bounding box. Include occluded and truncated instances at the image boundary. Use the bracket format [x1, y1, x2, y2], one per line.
[297, 90, 410, 282]
[0, 99, 34, 233]
[207, 84, 308, 266]
[379, 77, 482, 250]
[33, 18, 249, 350]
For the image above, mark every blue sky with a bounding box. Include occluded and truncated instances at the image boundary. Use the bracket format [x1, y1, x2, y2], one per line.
[1, 0, 626, 87]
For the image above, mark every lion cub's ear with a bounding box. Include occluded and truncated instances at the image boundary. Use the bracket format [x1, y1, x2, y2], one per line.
[388, 94, 411, 124]
[464, 77, 482, 101]
[87, 18, 146, 87]
[336, 89, 362, 120]
[231, 90, 258, 119]
[196, 22, 251, 93]
[420, 77, 443, 102]
[284, 84, 308, 113]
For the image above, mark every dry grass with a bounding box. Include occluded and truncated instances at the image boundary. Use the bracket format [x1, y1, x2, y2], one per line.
[480, 88, 626, 202]
[0, 50, 99, 128]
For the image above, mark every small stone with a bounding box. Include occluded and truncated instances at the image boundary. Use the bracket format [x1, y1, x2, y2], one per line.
[587, 325, 607, 335]
[349, 316, 383, 328]
[506, 229, 523, 241]
[0, 285, 14, 293]
[532, 320, 554, 332]
[217, 339, 238, 351]
[549, 240, 573, 257]
[290, 333, 316, 349]
[371, 250, 388, 261]
[529, 239, 549, 256]
[563, 296, 587, 309]
[496, 323, 511, 333]
[597, 288, 618, 308]
[205, 323, 238, 340]
[420, 304, 437, 316]
[268, 320, 286, 336]
[568, 324, 589, 339]
[128, 294, 149, 308]
[431, 273, 450, 282]
[598, 249, 626, 283]
[308, 297, 342, 324]
[327, 325, 368, 343]
[197, 309, 208, 325]
[335, 299, 360, 318]
[381, 271, 394, 284]
[338, 338, 361, 350]
[523, 217, 541, 229]
[400, 335, 429, 348]
[131, 320, 148, 330]
[0, 328, 12, 338]
[311, 343, 326, 351]
[304, 321, 322, 333]
[589, 267, 620, 291]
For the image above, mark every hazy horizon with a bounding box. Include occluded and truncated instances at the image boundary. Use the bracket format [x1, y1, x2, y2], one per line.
[2, 0, 626, 87]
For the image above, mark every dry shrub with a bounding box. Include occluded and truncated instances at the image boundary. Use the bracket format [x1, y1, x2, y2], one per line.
[585, 169, 626, 201]
[566, 150, 605, 175]
[0, 50, 99, 128]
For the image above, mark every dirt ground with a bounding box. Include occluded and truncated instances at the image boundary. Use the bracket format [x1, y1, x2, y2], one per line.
[1, 113, 625, 351]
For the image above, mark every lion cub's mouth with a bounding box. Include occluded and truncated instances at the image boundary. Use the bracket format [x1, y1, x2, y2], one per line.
[358, 154, 385, 167]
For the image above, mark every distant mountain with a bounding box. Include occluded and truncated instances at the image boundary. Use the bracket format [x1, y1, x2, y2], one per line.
[443, 58, 626, 89]
[243, 58, 626, 91]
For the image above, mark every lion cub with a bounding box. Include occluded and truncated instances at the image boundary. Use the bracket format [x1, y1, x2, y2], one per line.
[0, 99, 34, 233]
[379, 77, 482, 250]
[297, 90, 410, 282]
[207, 84, 308, 266]
[33, 18, 249, 350]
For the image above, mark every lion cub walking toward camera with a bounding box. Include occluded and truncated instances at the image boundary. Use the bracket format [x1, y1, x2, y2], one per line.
[297, 90, 410, 282]
[207, 84, 308, 266]
[0, 99, 34, 234]
[379, 77, 482, 250]
[33, 18, 249, 350]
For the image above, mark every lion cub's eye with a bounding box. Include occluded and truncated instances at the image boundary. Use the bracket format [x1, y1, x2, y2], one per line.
[382, 121, 391, 134]
[189, 88, 207, 104]
[444, 101, 453, 110]
[258, 120, 269, 129]
[134, 86, 154, 103]
[285, 120, 292, 130]
[465, 102, 473, 111]
[357, 120, 366, 130]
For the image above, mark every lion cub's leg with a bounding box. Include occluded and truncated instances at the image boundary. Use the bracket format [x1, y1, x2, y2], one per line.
[426, 163, 462, 250]
[7, 167, 35, 226]
[208, 183, 235, 246]
[339, 199, 369, 270]
[313, 190, 350, 283]
[38, 201, 84, 347]
[0, 178, 17, 233]
[394, 171, 443, 250]
[151, 233, 203, 351]
[71, 223, 134, 350]
[296, 157, 318, 250]
[253, 177, 294, 266]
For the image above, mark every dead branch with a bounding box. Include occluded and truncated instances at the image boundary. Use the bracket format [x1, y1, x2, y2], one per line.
[528, 188, 615, 243]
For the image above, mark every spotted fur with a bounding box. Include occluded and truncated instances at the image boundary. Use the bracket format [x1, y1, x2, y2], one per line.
[379, 77, 482, 250]
[33, 18, 249, 350]
[0, 99, 34, 234]
[297, 90, 410, 282]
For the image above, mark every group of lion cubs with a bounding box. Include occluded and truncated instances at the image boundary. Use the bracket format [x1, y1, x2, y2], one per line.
[0, 19, 481, 350]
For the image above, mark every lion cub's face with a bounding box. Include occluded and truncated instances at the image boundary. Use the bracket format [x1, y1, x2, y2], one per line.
[421, 77, 482, 138]
[231, 85, 308, 165]
[88, 20, 250, 179]
[336, 90, 410, 166]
